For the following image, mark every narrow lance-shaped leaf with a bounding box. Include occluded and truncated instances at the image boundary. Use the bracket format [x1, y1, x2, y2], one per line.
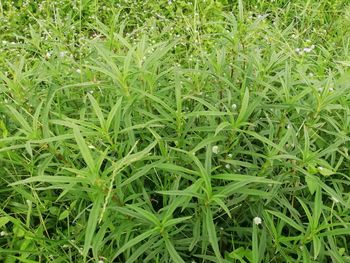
[164, 236, 185, 263]
[236, 87, 249, 126]
[205, 208, 223, 263]
[83, 193, 103, 259]
[88, 94, 106, 129]
[112, 228, 158, 260]
[73, 125, 97, 177]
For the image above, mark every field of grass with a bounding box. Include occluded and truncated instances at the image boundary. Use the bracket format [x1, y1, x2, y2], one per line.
[1, 0, 350, 262]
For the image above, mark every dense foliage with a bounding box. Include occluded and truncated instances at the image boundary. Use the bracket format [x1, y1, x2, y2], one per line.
[1, 0, 350, 262]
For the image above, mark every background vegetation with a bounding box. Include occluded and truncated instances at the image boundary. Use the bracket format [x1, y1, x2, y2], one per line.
[1, 0, 350, 262]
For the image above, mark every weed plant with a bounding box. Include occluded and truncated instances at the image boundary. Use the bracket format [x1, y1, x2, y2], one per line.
[0, 0, 350, 262]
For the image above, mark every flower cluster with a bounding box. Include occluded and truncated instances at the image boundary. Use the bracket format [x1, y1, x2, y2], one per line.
[253, 216, 262, 225]
[295, 44, 315, 55]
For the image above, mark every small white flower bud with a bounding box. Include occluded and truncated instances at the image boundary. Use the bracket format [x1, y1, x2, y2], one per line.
[253, 216, 262, 225]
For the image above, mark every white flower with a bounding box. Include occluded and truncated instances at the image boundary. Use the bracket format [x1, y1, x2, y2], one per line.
[228, 153, 233, 158]
[98, 260, 104, 263]
[212, 145, 219, 154]
[253, 216, 262, 225]
[231, 104, 237, 110]
[318, 166, 324, 170]
[329, 87, 334, 92]
[0, 231, 7, 236]
[225, 164, 231, 169]
[45, 52, 52, 59]
[256, 13, 268, 20]
[318, 87, 323, 92]
[295, 47, 306, 55]
[303, 47, 312, 53]
[59, 51, 66, 58]
[76, 69, 81, 73]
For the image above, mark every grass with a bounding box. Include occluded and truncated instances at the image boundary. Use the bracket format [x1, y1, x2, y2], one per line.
[0, 0, 350, 262]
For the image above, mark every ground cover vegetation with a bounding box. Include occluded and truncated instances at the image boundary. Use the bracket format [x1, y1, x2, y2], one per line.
[0, 0, 350, 262]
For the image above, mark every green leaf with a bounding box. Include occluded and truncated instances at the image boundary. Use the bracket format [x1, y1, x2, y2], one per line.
[189, 217, 201, 252]
[313, 186, 322, 229]
[236, 88, 249, 125]
[106, 97, 123, 132]
[164, 236, 185, 263]
[112, 228, 158, 260]
[312, 236, 321, 260]
[58, 210, 70, 221]
[120, 162, 159, 187]
[305, 174, 318, 195]
[73, 125, 97, 176]
[9, 176, 88, 186]
[126, 205, 160, 226]
[214, 121, 231, 136]
[267, 210, 305, 233]
[0, 217, 10, 228]
[83, 193, 103, 259]
[252, 223, 259, 263]
[319, 228, 350, 237]
[163, 216, 192, 229]
[190, 136, 225, 154]
[174, 68, 182, 114]
[238, 0, 244, 21]
[318, 167, 335, 177]
[88, 94, 106, 129]
[212, 173, 279, 184]
[211, 196, 231, 218]
[229, 247, 251, 261]
[205, 208, 223, 262]
[7, 105, 32, 133]
[188, 152, 212, 195]
[242, 130, 286, 154]
[125, 236, 158, 263]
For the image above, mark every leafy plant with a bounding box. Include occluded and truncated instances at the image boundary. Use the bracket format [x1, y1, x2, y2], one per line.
[1, 0, 350, 262]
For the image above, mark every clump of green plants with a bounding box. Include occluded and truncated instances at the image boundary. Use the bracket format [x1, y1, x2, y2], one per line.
[0, 0, 350, 262]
